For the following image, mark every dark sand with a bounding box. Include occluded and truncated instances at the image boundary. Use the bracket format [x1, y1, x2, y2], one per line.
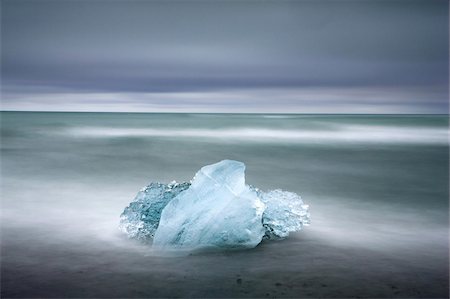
[2, 226, 448, 298]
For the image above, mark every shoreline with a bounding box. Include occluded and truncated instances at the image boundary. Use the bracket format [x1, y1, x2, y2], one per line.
[2, 228, 448, 298]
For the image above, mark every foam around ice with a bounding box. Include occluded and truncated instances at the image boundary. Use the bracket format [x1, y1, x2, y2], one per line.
[119, 160, 310, 250]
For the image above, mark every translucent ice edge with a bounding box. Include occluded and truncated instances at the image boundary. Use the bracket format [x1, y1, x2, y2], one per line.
[119, 160, 310, 251]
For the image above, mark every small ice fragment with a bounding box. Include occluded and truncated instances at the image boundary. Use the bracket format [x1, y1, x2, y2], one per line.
[119, 181, 190, 242]
[258, 189, 311, 239]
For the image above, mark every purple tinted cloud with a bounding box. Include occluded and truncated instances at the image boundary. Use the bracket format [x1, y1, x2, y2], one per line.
[1, 0, 448, 113]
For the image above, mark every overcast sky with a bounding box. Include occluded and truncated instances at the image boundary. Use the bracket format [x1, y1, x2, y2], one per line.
[1, 0, 448, 113]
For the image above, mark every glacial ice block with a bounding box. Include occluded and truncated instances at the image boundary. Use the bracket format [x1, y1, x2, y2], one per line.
[119, 160, 310, 250]
[153, 160, 266, 249]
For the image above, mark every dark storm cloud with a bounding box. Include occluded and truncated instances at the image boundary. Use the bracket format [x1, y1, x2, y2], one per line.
[1, 0, 448, 112]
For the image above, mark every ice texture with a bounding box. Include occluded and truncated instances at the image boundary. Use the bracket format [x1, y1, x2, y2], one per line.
[153, 160, 266, 250]
[119, 181, 190, 241]
[120, 160, 310, 250]
[258, 189, 310, 239]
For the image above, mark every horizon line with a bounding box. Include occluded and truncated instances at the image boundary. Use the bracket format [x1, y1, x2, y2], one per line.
[1, 110, 449, 116]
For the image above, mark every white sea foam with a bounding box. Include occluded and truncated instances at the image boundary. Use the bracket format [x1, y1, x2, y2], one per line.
[262, 115, 296, 119]
[64, 125, 448, 144]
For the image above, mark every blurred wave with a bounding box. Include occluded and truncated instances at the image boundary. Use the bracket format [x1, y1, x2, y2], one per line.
[64, 125, 448, 144]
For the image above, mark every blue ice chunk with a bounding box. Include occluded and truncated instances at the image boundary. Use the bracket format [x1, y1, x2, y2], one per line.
[258, 189, 310, 239]
[119, 160, 310, 250]
[153, 160, 266, 250]
[119, 181, 190, 241]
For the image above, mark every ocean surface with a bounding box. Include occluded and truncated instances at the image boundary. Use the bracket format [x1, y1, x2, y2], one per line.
[1, 112, 448, 298]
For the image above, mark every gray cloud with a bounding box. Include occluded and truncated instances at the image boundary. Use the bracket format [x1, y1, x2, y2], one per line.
[1, 0, 448, 113]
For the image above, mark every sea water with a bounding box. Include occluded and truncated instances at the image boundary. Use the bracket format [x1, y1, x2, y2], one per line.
[1, 112, 448, 297]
